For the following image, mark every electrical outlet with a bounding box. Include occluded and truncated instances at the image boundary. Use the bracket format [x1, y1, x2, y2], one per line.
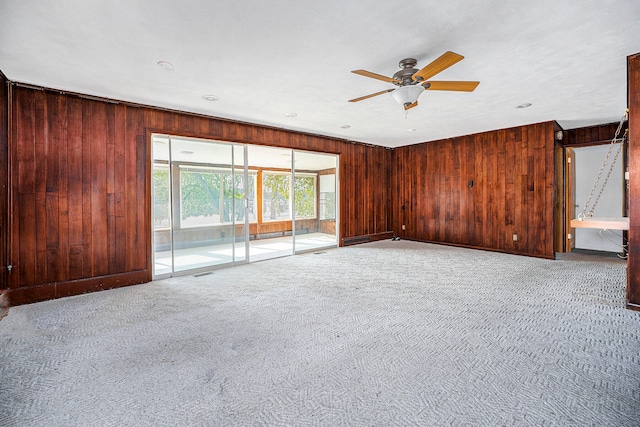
[402, 225, 406, 230]
[513, 234, 518, 241]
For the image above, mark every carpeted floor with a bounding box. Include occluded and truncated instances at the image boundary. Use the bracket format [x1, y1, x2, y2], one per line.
[1, 240, 639, 426]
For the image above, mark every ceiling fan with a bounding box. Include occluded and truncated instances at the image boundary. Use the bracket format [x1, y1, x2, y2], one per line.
[349, 51, 479, 110]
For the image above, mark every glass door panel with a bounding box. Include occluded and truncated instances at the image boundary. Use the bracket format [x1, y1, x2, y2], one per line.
[151, 135, 250, 277]
[248, 145, 294, 262]
[233, 144, 249, 262]
[171, 138, 235, 273]
[293, 151, 338, 252]
[152, 136, 172, 277]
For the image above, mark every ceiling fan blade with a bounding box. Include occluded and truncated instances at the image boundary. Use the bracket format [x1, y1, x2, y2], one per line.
[348, 88, 395, 103]
[404, 101, 418, 111]
[412, 51, 464, 82]
[351, 69, 400, 84]
[424, 81, 480, 92]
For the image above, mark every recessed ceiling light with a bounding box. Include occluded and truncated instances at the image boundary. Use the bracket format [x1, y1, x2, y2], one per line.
[202, 94, 219, 101]
[284, 113, 297, 118]
[341, 125, 351, 129]
[157, 61, 174, 71]
[516, 103, 532, 108]
[180, 150, 194, 155]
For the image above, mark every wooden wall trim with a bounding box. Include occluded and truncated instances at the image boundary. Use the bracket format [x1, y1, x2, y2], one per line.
[627, 52, 640, 308]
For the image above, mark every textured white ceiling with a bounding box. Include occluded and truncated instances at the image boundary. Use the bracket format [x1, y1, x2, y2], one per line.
[1, 0, 639, 148]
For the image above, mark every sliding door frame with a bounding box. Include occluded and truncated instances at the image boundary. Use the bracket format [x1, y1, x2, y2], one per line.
[151, 134, 339, 278]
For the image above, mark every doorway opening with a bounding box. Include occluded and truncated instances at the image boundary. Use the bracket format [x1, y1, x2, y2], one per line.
[572, 144, 625, 253]
[558, 143, 627, 256]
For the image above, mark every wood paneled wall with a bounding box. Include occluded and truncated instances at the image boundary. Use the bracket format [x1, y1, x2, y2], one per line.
[392, 122, 556, 258]
[10, 89, 148, 303]
[7, 86, 392, 305]
[563, 123, 626, 147]
[8, 73, 635, 305]
[627, 53, 640, 309]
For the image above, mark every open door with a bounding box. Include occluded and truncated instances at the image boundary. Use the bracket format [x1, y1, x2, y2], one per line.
[555, 145, 576, 253]
[565, 147, 576, 251]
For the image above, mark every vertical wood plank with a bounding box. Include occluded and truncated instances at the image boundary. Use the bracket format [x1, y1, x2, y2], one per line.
[67, 97, 84, 250]
[135, 134, 147, 270]
[0, 74, 8, 289]
[55, 94, 69, 281]
[81, 101, 93, 276]
[90, 101, 108, 277]
[34, 92, 48, 284]
[9, 90, 29, 288]
[124, 107, 138, 271]
[105, 104, 116, 274]
[113, 105, 127, 273]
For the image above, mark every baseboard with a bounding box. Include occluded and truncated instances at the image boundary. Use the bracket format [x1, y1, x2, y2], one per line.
[6, 270, 151, 306]
[399, 238, 555, 260]
[626, 302, 640, 312]
[342, 231, 394, 246]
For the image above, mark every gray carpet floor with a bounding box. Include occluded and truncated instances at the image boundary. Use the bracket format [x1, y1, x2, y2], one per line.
[1, 240, 639, 426]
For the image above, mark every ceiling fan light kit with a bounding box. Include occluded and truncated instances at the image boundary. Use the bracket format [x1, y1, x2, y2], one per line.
[390, 84, 425, 107]
[349, 51, 479, 110]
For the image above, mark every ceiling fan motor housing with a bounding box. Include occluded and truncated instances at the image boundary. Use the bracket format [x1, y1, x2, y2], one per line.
[393, 58, 422, 86]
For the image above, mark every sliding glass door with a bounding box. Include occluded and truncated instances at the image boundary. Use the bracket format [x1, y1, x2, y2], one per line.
[152, 135, 338, 278]
[152, 136, 249, 278]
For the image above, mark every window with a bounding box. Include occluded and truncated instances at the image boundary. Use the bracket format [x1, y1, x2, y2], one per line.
[262, 172, 317, 221]
[180, 167, 227, 227]
[319, 174, 336, 220]
[263, 172, 291, 221]
[179, 166, 257, 227]
[294, 175, 316, 218]
[235, 171, 258, 223]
